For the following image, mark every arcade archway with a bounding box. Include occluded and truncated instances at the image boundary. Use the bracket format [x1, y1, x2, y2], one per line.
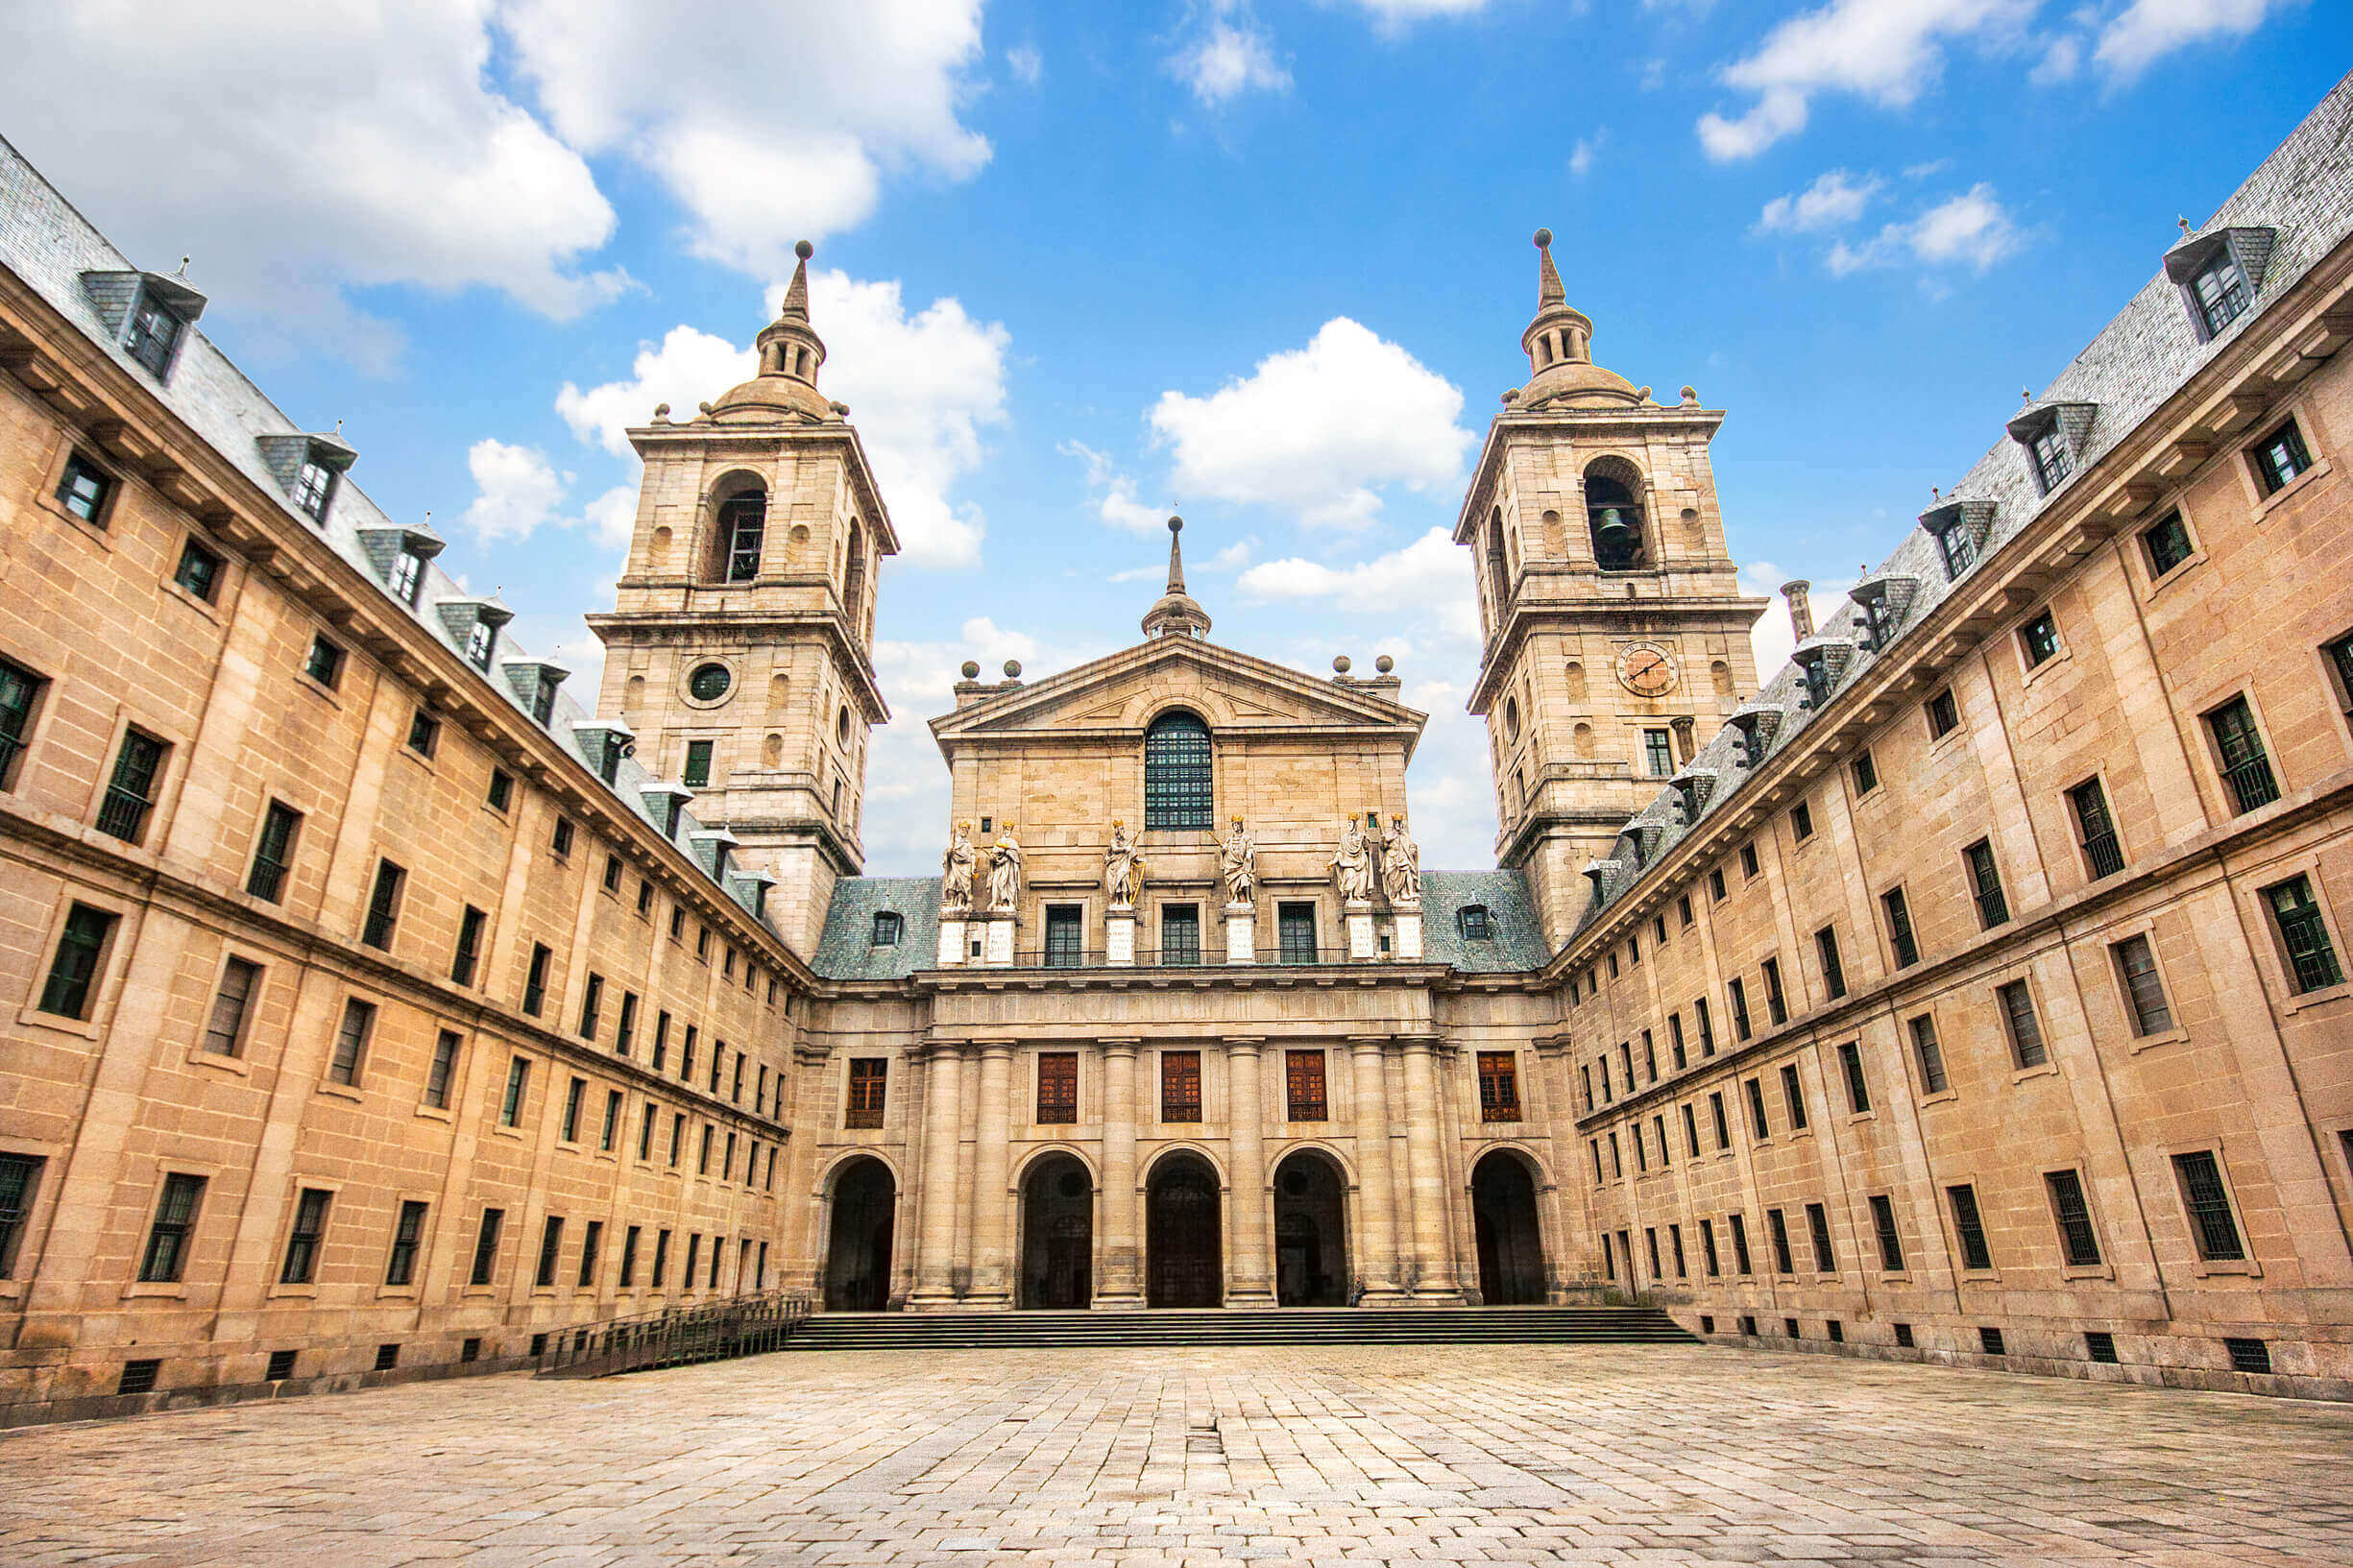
[1146, 1152, 1222, 1308]
[1019, 1153, 1094, 1309]
[1272, 1149, 1349, 1306]
[1471, 1150, 1547, 1305]
[823, 1156, 896, 1311]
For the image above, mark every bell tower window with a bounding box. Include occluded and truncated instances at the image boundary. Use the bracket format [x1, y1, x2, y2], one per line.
[1143, 711, 1212, 830]
[1585, 467, 1648, 570]
[720, 492, 765, 583]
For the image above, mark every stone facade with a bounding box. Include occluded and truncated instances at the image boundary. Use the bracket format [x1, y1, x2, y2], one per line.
[1, 75, 2351, 1425]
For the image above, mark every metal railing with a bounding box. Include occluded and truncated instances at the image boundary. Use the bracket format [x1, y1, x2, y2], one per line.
[534, 1288, 811, 1380]
[2080, 829, 2126, 880]
[2221, 754, 2281, 815]
[995, 946, 1360, 971]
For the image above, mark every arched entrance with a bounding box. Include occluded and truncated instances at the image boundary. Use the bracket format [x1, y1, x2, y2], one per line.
[1019, 1153, 1094, 1309]
[1146, 1152, 1222, 1308]
[1272, 1150, 1349, 1306]
[823, 1156, 896, 1311]
[1470, 1150, 1547, 1305]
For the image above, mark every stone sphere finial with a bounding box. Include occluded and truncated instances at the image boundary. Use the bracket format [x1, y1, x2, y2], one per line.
[1375, 654, 1395, 673]
[959, 660, 981, 680]
[1333, 655, 1352, 674]
[1533, 228, 1553, 249]
[1168, 515, 1183, 533]
[795, 239, 813, 260]
[1003, 659, 1023, 679]
[1680, 385, 1698, 404]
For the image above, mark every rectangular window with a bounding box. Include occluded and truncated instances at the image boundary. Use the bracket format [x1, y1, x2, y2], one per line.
[1925, 688, 1959, 740]
[1767, 1208, 1794, 1274]
[0, 1154, 43, 1277]
[1043, 905, 1083, 968]
[522, 943, 551, 1016]
[1882, 887, 1920, 969]
[39, 902, 118, 1019]
[699, 1123, 715, 1174]
[1790, 799, 1814, 842]
[1670, 1223, 1686, 1278]
[1869, 1194, 1904, 1272]
[443, 904, 486, 987]
[2250, 417, 2313, 495]
[202, 956, 260, 1056]
[389, 545, 427, 607]
[56, 450, 114, 522]
[1667, 1012, 1687, 1070]
[1947, 1184, 1993, 1271]
[1728, 977, 1752, 1042]
[1709, 867, 1727, 903]
[499, 1056, 529, 1127]
[1852, 748, 1879, 795]
[279, 1188, 331, 1285]
[1645, 1229, 1661, 1277]
[616, 992, 639, 1057]
[2265, 876, 2343, 993]
[1285, 1049, 1328, 1122]
[1037, 1051, 1079, 1123]
[1806, 1202, 1835, 1272]
[1277, 902, 1318, 964]
[529, 671, 559, 727]
[601, 1089, 622, 1151]
[469, 1208, 504, 1286]
[1150, 1048, 1201, 1124]
[1643, 728, 1673, 777]
[2018, 609, 2060, 668]
[2206, 695, 2280, 814]
[1739, 841, 1760, 879]
[535, 1217, 565, 1289]
[139, 1172, 206, 1283]
[684, 1234, 702, 1287]
[650, 1011, 670, 1073]
[668, 1114, 685, 1166]
[98, 727, 167, 842]
[2112, 933, 2174, 1035]
[1709, 1091, 1729, 1149]
[2189, 253, 2251, 337]
[239, 799, 301, 903]
[303, 634, 345, 689]
[1961, 838, 2009, 929]
[1729, 1212, 1753, 1275]
[680, 1025, 696, 1080]
[1908, 1015, 1949, 1095]
[293, 459, 337, 522]
[1781, 1063, 1807, 1130]
[2046, 1170, 2101, 1267]
[845, 1059, 886, 1128]
[385, 1199, 428, 1288]
[1694, 997, 1715, 1056]
[2172, 1150, 2244, 1261]
[327, 998, 374, 1086]
[1682, 1102, 1700, 1157]
[1699, 1218, 1720, 1276]
[561, 1077, 586, 1143]
[1837, 1041, 1871, 1113]
[1744, 1077, 1769, 1141]
[2068, 778, 2125, 880]
[576, 973, 603, 1041]
[1159, 903, 1201, 966]
[0, 655, 45, 789]
[550, 815, 574, 857]
[650, 1228, 671, 1287]
[2142, 511, 2194, 576]
[1761, 958, 1787, 1026]
[425, 1029, 461, 1109]
[1652, 1114, 1669, 1168]
[638, 1103, 657, 1161]
[404, 709, 441, 760]
[1995, 980, 2048, 1067]
[2328, 635, 2353, 725]
[2030, 425, 2072, 492]
[1815, 926, 1847, 1001]
[361, 858, 404, 950]
[1642, 1030, 1657, 1082]
[619, 1225, 642, 1288]
[683, 739, 714, 788]
[486, 767, 514, 813]
[174, 536, 223, 602]
[577, 1220, 602, 1288]
[1477, 1051, 1521, 1122]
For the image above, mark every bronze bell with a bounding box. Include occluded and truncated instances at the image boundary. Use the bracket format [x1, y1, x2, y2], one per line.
[1593, 506, 1636, 551]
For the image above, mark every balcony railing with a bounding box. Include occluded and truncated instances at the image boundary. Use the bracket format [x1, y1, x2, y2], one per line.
[2221, 754, 2281, 814]
[95, 785, 152, 842]
[536, 1288, 810, 1380]
[2081, 830, 2126, 880]
[987, 946, 1367, 972]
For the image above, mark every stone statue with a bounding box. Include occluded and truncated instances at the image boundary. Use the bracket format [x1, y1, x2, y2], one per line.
[941, 820, 978, 912]
[1220, 818, 1256, 905]
[1381, 815, 1422, 909]
[1104, 820, 1146, 905]
[986, 823, 1025, 913]
[1330, 816, 1375, 904]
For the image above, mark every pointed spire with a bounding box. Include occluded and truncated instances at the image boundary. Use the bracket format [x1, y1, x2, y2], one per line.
[1515, 224, 1640, 410]
[778, 238, 813, 323]
[1166, 515, 1187, 594]
[1141, 515, 1212, 640]
[716, 238, 833, 419]
[1534, 228, 1565, 308]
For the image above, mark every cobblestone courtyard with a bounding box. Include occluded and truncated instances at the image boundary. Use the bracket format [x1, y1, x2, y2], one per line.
[4, 1344, 2350, 1567]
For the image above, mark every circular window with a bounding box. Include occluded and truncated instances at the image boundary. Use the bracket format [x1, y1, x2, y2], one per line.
[1503, 695, 1521, 743]
[836, 705, 851, 746]
[689, 663, 733, 702]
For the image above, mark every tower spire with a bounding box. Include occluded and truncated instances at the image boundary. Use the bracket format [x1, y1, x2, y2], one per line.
[1141, 516, 1212, 640]
[1166, 513, 1188, 593]
[712, 239, 836, 422]
[1516, 227, 1641, 410]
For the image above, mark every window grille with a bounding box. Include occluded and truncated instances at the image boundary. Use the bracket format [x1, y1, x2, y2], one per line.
[203, 957, 259, 1056]
[1947, 1183, 1992, 1271]
[1043, 905, 1083, 968]
[1998, 980, 2047, 1067]
[1160, 1049, 1201, 1122]
[0, 1154, 44, 1277]
[1869, 1194, 1904, 1272]
[2046, 1170, 2101, 1266]
[1477, 1050, 1520, 1122]
[98, 728, 166, 842]
[1882, 888, 1920, 968]
[361, 859, 403, 949]
[39, 903, 116, 1019]
[1161, 904, 1201, 965]
[293, 460, 336, 522]
[2085, 1330, 2118, 1363]
[2069, 779, 2125, 879]
[1285, 1049, 1328, 1121]
[845, 1059, 886, 1128]
[2265, 876, 2342, 993]
[2113, 934, 2173, 1035]
[2250, 418, 2312, 495]
[425, 1031, 460, 1109]
[871, 911, 903, 948]
[470, 1209, 504, 1286]
[280, 1188, 331, 1285]
[1457, 904, 1491, 942]
[123, 292, 182, 377]
[2225, 1337, 2271, 1374]
[2190, 254, 2251, 336]
[1037, 1052, 1079, 1123]
[118, 1359, 161, 1395]
[1816, 927, 1846, 1000]
[1277, 903, 1318, 964]
[721, 495, 766, 582]
[2206, 696, 2279, 813]
[1143, 711, 1213, 829]
[499, 1057, 529, 1127]
[328, 999, 374, 1086]
[2172, 1150, 2244, 1261]
[1978, 1327, 2005, 1356]
[1966, 839, 2009, 928]
[140, 1172, 206, 1282]
[2142, 511, 2193, 576]
[1909, 1016, 1948, 1095]
[0, 655, 40, 787]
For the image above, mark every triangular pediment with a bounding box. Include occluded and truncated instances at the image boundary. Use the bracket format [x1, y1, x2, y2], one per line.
[930, 637, 1426, 760]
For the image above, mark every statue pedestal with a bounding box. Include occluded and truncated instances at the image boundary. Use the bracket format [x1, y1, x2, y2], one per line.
[981, 914, 1016, 968]
[1392, 905, 1422, 961]
[1105, 905, 1135, 966]
[1345, 900, 1378, 962]
[1225, 902, 1255, 965]
[936, 915, 967, 968]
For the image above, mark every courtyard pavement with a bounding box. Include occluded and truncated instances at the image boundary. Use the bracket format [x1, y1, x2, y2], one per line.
[3, 1343, 2349, 1567]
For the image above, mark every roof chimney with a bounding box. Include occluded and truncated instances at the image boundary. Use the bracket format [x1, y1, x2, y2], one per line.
[1782, 579, 1814, 641]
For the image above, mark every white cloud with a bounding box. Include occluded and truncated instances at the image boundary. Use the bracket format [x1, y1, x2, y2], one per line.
[0, 0, 619, 363]
[1151, 319, 1472, 531]
[1239, 528, 1480, 640]
[1568, 134, 1604, 178]
[1758, 169, 1884, 233]
[1172, 4, 1291, 105]
[1205, 537, 1259, 571]
[2095, 0, 2288, 80]
[1007, 44, 1044, 85]
[1697, 0, 2036, 160]
[1346, 0, 1496, 23]
[1740, 562, 1862, 677]
[462, 440, 571, 543]
[1060, 443, 1169, 535]
[501, 0, 989, 277]
[1828, 183, 2025, 275]
[556, 270, 1009, 569]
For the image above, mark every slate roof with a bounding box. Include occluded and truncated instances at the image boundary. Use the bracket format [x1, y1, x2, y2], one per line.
[1418, 870, 1552, 973]
[813, 879, 941, 980]
[1571, 68, 2353, 937]
[0, 134, 769, 929]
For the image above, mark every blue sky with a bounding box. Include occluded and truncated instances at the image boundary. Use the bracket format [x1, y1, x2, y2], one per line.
[4, 0, 2343, 876]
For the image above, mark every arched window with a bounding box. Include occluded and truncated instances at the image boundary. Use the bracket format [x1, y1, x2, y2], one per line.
[1144, 711, 1212, 830]
[1584, 460, 1648, 571]
[871, 911, 902, 947]
[718, 487, 766, 582]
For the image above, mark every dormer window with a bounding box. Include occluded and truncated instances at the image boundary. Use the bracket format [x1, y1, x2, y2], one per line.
[2164, 226, 2274, 344]
[1799, 657, 1831, 710]
[293, 458, 337, 522]
[2028, 424, 2072, 492]
[80, 270, 207, 386]
[531, 670, 559, 726]
[256, 432, 356, 528]
[2190, 254, 2251, 337]
[2008, 404, 2095, 498]
[1457, 905, 1492, 942]
[872, 911, 903, 947]
[1933, 518, 1975, 578]
[465, 618, 497, 671]
[123, 292, 184, 377]
[389, 547, 425, 606]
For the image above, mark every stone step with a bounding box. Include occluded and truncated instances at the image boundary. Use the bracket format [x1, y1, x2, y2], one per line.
[787, 1305, 1694, 1351]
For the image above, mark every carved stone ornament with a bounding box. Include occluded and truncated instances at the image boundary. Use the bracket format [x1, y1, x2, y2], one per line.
[941, 821, 978, 912]
[986, 824, 1025, 913]
[1220, 818, 1256, 905]
[1104, 820, 1146, 905]
[1330, 816, 1375, 904]
[1380, 816, 1422, 909]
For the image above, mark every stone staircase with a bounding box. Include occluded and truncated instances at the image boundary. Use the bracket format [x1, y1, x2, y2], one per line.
[788, 1304, 1694, 1352]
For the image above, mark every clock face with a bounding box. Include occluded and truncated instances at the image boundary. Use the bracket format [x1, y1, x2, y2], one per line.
[1615, 643, 1679, 698]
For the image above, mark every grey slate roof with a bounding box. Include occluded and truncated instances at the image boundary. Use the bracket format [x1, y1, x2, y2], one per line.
[1419, 870, 1551, 972]
[813, 879, 941, 980]
[1573, 68, 2353, 937]
[0, 135, 767, 929]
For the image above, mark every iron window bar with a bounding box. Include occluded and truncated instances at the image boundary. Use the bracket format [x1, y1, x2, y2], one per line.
[2208, 698, 2279, 814]
[2267, 878, 2343, 993]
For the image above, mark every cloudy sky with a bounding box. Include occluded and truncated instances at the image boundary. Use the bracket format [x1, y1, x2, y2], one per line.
[4, 0, 2340, 876]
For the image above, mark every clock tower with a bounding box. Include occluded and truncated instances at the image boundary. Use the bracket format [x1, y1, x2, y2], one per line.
[1456, 230, 1767, 947]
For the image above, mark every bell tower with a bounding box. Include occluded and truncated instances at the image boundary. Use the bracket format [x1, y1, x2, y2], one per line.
[1455, 229, 1767, 948]
[586, 242, 894, 958]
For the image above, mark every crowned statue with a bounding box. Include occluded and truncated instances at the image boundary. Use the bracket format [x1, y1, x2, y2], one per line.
[1104, 820, 1146, 906]
[1380, 815, 1422, 909]
[941, 820, 978, 912]
[1330, 815, 1376, 904]
[1220, 817, 1256, 905]
[986, 823, 1025, 913]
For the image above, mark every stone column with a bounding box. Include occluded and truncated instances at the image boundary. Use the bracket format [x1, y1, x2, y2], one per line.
[1670, 713, 1697, 765]
[1225, 1037, 1274, 1306]
[1349, 1036, 1406, 1302]
[967, 1041, 1015, 1307]
[1098, 1039, 1144, 1309]
[910, 1042, 965, 1309]
[1400, 1036, 1457, 1301]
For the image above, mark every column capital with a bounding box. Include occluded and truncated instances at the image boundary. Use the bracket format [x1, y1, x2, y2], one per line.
[1098, 1037, 1142, 1058]
[1397, 1032, 1444, 1054]
[1345, 1033, 1394, 1049]
[913, 1037, 971, 1061]
[974, 1037, 1017, 1059]
[1224, 1035, 1266, 1052]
